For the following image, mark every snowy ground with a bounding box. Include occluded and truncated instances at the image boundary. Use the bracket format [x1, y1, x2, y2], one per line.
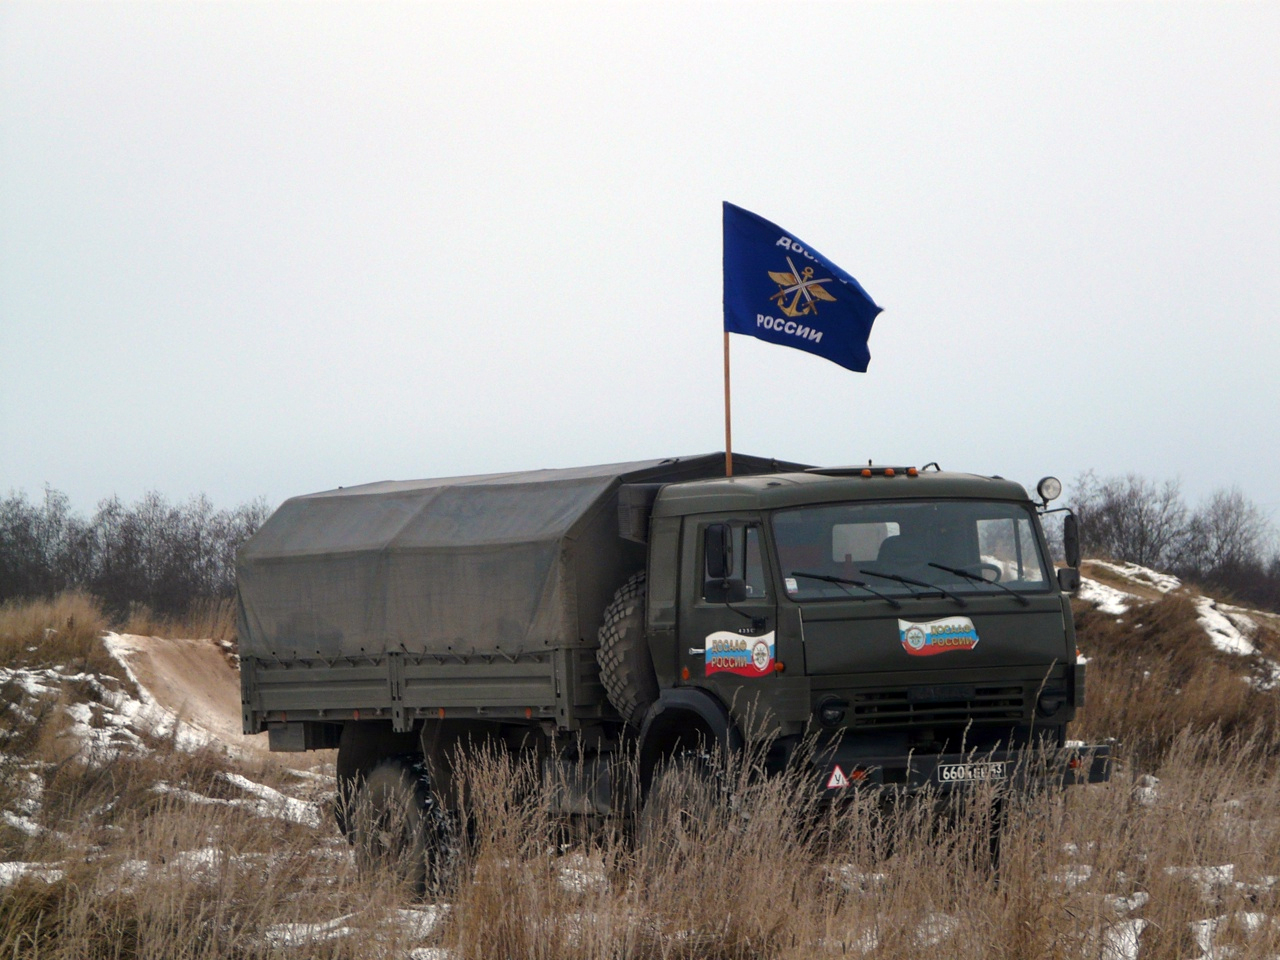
[1080, 560, 1280, 686]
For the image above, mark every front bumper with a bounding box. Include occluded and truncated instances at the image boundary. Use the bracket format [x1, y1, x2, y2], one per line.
[816, 741, 1113, 796]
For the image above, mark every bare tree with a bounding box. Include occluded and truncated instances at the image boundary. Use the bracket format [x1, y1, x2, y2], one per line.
[1184, 487, 1274, 576]
[1069, 471, 1190, 569]
[0, 486, 271, 615]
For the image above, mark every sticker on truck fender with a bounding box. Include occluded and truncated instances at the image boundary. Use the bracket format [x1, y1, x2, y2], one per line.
[937, 761, 1006, 783]
[899, 616, 980, 656]
[703, 630, 775, 677]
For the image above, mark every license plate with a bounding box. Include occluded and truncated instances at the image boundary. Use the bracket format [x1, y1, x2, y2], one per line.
[937, 761, 1006, 783]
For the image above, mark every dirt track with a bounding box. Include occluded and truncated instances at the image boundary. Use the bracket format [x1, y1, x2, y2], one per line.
[107, 633, 334, 769]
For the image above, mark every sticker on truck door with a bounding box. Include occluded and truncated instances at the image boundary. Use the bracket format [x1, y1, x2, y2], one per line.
[704, 630, 776, 677]
[898, 617, 979, 656]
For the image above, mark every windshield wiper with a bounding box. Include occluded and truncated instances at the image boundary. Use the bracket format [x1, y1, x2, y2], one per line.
[856, 568, 968, 608]
[789, 571, 903, 609]
[928, 561, 1030, 606]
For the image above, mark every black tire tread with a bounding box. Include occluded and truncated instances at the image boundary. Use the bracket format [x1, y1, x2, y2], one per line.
[596, 571, 658, 727]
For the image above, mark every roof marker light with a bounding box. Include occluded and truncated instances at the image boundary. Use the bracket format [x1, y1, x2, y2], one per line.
[884, 468, 895, 477]
[861, 469, 872, 478]
[907, 467, 919, 477]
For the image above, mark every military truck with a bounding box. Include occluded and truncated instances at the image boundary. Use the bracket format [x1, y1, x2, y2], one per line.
[237, 453, 1109, 870]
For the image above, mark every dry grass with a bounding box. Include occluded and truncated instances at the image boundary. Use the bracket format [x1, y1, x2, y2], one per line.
[1072, 594, 1280, 766]
[0, 591, 115, 674]
[4, 727, 1280, 959]
[121, 597, 238, 646]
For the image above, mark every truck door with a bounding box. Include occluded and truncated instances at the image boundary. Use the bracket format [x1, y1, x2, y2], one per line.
[679, 519, 778, 703]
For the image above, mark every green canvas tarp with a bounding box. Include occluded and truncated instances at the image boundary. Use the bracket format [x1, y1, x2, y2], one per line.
[236, 453, 801, 661]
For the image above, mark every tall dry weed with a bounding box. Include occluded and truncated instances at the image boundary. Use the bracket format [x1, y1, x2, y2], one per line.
[1073, 594, 1280, 765]
[121, 596, 237, 645]
[0, 591, 112, 673]
[5, 728, 1280, 959]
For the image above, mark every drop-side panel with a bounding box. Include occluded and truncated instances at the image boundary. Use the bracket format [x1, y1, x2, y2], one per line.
[242, 652, 584, 733]
[401, 659, 556, 709]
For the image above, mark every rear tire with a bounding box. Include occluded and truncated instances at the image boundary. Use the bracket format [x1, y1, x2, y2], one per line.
[597, 571, 658, 727]
[351, 758, 453, 894]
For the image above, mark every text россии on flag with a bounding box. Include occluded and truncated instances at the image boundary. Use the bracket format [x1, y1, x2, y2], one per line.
[723, 201, 882, 372]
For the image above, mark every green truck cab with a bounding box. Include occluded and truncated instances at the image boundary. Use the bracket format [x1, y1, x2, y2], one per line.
[237, 454, 1109, 862]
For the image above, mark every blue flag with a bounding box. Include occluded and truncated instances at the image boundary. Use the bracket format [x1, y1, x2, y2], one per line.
[723, 202, 882, 372]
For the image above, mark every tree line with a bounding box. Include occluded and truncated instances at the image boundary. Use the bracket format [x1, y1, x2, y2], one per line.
[3, 473, 1276, 618]
[1069, 472, 1279, 611]
[0, 487, 271, 618]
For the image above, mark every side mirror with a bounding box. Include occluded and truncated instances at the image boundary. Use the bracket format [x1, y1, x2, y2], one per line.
[704, 523, 733, 580]
[1057, 567, 1080, 593]
[1062, 512, 1081, 568]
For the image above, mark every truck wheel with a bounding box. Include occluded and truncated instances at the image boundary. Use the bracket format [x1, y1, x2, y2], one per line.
[335, 721, 421, 838]
[352, 758, 453, 894]
[636, 748, 719, 860]
[597, 571, 658, 727]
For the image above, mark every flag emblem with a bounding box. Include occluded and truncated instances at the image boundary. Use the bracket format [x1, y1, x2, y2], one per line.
[768, 259, 837, 317]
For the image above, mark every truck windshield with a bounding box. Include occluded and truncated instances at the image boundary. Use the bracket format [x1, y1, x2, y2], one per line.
[772, 500, 1050, 601]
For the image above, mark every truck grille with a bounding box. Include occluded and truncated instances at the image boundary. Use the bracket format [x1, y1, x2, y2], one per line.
[849, 684, 1026, 728]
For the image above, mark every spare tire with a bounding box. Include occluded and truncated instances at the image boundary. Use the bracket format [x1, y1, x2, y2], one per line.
[597, 571, 658, 727]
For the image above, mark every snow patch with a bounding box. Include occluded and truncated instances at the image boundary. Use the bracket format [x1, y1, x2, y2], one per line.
[0, 861, 64, 887]
[1134, 774, 1160, 807]
[1052, 864, 1093, 888]
[1188, 916, 1225, 956]
[152, 775, 321, 828]
[1078, 578, 1135, 615]
[261, 905, 446, 950]
[1100, 919, 1147, 960]
[2, 811, 43, 837]
[1165, 864, 1236, 902]
[263, 914, 357, 947]
[1195, 598, 1257, 657]
[220, 773, 322, 828]
[1088, 560, 1181, 594]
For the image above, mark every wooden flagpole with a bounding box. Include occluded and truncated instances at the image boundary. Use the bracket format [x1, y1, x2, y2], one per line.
[723, 330, 733, 476]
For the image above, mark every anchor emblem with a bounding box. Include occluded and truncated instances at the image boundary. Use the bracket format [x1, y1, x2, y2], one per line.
[768, 256, 837, 318]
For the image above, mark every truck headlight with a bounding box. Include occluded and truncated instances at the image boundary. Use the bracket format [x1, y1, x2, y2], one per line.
[817, 697, 848, 727]
[1037, 689, 1067, 718]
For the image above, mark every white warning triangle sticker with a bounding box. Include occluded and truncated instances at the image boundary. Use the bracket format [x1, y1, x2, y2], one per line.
[826, 765, 850, 789]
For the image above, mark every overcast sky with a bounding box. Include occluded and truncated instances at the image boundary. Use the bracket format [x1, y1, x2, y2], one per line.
[2, 2, 1277, 517]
